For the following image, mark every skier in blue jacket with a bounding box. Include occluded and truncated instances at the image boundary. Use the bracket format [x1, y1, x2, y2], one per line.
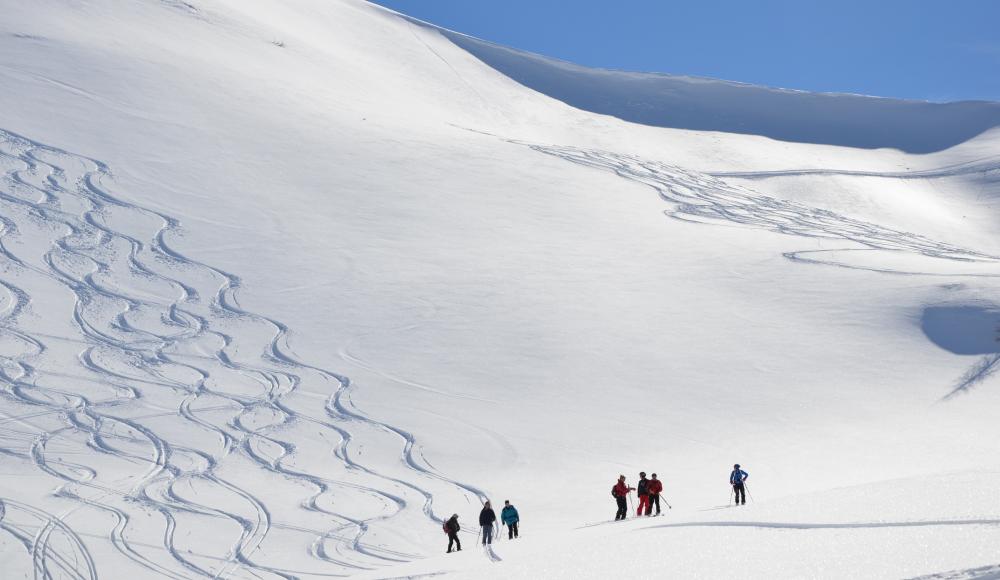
[730, 464, 749, 505]
[500, 500, 520, 539]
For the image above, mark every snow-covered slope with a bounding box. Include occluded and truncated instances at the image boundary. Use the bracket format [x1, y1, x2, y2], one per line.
[0, 1, 998, 578]
[441, 28, 1000, 154]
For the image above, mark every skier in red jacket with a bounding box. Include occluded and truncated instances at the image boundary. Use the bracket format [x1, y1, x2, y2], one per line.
[612, 475, 634, 520]
[647, 473, 664, 515]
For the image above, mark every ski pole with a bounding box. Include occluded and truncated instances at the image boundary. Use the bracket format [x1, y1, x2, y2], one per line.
[662, 496, 672, 510]
[745, 483, 755, 503]
[729, 486, 734, 506]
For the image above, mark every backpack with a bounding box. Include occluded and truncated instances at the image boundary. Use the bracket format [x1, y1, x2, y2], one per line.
[611, 485, 619, 498]
[442, 521, 449, 535]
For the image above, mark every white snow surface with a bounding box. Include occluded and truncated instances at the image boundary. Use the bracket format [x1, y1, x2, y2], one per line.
[0, 0, 999, 578]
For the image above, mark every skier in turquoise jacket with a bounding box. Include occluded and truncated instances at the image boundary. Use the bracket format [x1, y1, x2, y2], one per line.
[500, 500, 520, 539]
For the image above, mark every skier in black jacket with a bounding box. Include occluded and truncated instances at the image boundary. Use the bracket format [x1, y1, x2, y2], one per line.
[444, 514, 461, 553]
[479, 501, 497, 545]
[636, 472, 650, 516]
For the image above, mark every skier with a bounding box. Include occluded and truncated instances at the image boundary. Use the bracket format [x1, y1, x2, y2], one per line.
[500, 500, 520, 539]
[612, 475, 634, 520]
[636, 472, 650, 516]
[730, 463, 749, 505]
[444, 514, 461, 553]
[479, 501, 497, 545]
[647, 473, 664, 515]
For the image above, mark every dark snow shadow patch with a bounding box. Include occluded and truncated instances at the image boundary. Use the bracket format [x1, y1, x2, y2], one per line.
[921, 305, 1000, 399]
[921, 306, 1000, 355]
[438, 30, 1000, 153]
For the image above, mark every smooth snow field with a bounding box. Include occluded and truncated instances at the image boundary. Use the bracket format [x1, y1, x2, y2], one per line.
[1, 1, 999, 578]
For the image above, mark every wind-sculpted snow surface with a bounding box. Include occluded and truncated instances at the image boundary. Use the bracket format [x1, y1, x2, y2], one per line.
[526, 143, 1000, 275]
[0, 129, 484, 579]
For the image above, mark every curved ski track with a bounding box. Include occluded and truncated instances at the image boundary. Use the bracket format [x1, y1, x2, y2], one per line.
[520, 142, 1000, 401]
[0, 129, 485, 579]
[707, 155, 1000, 181]
[524, 143, 1000, 274]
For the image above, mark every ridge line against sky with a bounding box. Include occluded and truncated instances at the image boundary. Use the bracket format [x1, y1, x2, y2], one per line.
[368, 0, 1000, 103]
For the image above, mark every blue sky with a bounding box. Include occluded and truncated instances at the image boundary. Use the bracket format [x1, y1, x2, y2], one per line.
[370, 0, 1000, 102]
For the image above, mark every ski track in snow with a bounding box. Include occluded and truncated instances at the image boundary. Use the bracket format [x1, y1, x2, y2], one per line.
[649, 518, 1000, 531]
[909, 563, 1000, 580]
[708, 156, 1000, 181]
[943, 353, 1000, 400]
[523, 143, 1000, 274]
[0, 129, 485, 579]
[509, 140, 1000, 401]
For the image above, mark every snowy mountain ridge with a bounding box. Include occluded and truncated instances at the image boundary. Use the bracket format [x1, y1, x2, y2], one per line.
[424, 17, 1000, 153]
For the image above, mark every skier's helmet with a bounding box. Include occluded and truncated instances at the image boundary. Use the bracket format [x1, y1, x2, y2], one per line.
[639, 471, 646, 477]
[734, 464, 740, 468]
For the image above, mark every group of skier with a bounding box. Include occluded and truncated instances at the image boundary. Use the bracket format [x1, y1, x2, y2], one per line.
[612, 471, 665, 520]
[443, 499, 520, 553]
[443, 464, 750, 553]
[611, 464, 750, 520]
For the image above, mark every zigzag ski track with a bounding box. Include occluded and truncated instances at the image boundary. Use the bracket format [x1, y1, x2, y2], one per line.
[0, 129, 482, 579]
